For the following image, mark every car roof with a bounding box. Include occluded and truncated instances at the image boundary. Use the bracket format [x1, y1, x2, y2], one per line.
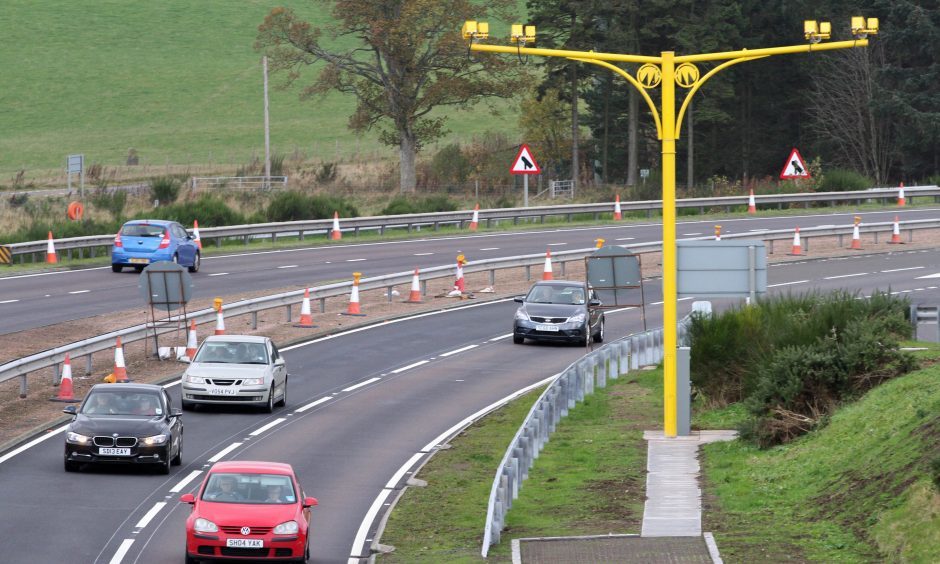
[88, 383, 164, 393]
[122, 219, 176, 227]
[530, 280, 586, 287]
[209, 461, 294, 475]
[203, 335, 269, 344]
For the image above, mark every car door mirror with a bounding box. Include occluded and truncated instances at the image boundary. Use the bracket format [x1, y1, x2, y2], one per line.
[514, 297, 524, 303]
[302, 497, 318, 508]
[274, 358, 286, 367]
[180, 493, 195, 504]
[62, 405, 77, 415]
[169, 408, 183, 418]
[589, 299, 602, 306]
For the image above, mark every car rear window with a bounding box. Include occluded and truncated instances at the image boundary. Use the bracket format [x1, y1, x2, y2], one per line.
[122, 224, 165, 237]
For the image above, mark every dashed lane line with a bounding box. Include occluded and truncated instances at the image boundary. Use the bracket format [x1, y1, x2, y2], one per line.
[208, 442, 242, 463]
[169, 470, 203, 493]
[342, 377, 382, 392]
[249, 418, 287, 437]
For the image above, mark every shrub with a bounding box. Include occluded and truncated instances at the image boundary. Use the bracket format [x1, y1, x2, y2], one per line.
[315, 163, 337, 184]
[381, 195, 458, 215]
[149, 176, 182, 205]
[430, 144, 471, 185]
[135, 195, 246, 227]
[816, 168, 871, 192]
[265, 191, 358, 222]
[89, 187, 127, 220]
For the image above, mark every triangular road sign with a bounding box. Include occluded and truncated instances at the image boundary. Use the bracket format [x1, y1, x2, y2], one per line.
[511, 144, 541, 175]
[780, 148, 811, 179]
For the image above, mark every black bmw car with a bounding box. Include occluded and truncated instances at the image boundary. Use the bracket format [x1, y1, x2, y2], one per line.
[513, 280, 605, 345]
[63, 383, 183, 474]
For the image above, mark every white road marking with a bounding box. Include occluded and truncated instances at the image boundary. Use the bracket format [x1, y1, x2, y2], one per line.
[916, 273, 940, 279]
[343, 377, 382, 392]
[682, 232, 703, 236]
[0, 299, 18, 304]
[479, 247, 500, 251]
[249, 418, 287, 436]
[109, 539, 135, 564]
[277, 265, 299, 269]
[768, 280, 809, 288]
[68, 290, 90, 294]
[615, 237, 635, 241]
[347, 258, 366, 262]
[385, 453, 424, 488]
[881, 266, 924, 273]
[824, 272, 868, 280]
[440, 344, 478, 357]
[170, 470, 203, 493]
[547, 243, 567, 246]
[413, 252, 434, 256]
[0, 424, 67, 464]
[208, 442, 242, 463]
[295, 396, 332, 413]
[208, 272, 228, 277]
[748, 229, 770, 232]
[489, 334, 512, 341]
[134, 502, 167, 529]
[348, 489, 392, 564]
[390, 360, 430, 374]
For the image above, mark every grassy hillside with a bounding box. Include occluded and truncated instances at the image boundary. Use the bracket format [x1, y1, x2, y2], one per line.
[0, 1, 521, 180]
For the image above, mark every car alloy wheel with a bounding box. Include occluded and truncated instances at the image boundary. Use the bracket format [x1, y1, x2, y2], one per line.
[158, 452, 171, 475]
[264, 385, 275, 413]
[276, 377, 287, 407]
[64, 457, 79, 472]
[594, 318, 605, 343]
[188, 252, 200, 273]
[172, 435, 182, 466]
[111, 264, 123, 273]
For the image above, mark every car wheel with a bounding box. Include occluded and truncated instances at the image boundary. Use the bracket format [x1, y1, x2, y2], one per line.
[64, 457, 79, 472]
[513, 334, 524, 344]
[263, 385, 275, 413]
[184, 548, 199, 564]
[188, 252, 200, 273]
[582, 326, 590, 347]
[158, 451, 171, 475]
[172, 435, 182, 466]
[111, 264, 122, 273]
[172, 253, 179, 265]
[181, 400, 194, 411]
[134, 265, 144, 273]
[593, 318, 605, 343]
[276, 377, 287, 407]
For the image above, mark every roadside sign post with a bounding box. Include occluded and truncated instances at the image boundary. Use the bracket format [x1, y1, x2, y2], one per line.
[67, 154, 84, 199]
[510, 144, 541, 207]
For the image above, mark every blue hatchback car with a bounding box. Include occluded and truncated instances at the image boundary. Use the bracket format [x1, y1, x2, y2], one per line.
[111, 219, 200, 273]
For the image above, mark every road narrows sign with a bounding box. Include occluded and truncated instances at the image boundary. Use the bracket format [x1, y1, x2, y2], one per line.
[510, 144, 541, 175]
[780, 148, 810, 179]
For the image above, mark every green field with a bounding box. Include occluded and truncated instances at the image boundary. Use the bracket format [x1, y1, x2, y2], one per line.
[0, 1, 521, 180]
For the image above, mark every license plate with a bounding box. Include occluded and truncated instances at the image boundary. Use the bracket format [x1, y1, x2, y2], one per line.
[226, 539, 263, 548]
[99, 447, 131, 456]
[129, 258, 150, 264]
[535, 324, 560, 332]
[209, 387, 238, 395]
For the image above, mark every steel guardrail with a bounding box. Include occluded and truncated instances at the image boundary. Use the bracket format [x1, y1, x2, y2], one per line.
[5, 186, 937, 262]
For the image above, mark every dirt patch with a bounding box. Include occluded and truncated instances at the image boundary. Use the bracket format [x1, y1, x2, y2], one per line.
[582, 473, 645, 528]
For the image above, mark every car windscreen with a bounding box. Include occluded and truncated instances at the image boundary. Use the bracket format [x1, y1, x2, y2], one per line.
[194, 342, 268, 364]
[525, 285, 586, 305]
[81, 391, 163, 416]
[121, 224, 165, 237]
[202, 473, 297, 504]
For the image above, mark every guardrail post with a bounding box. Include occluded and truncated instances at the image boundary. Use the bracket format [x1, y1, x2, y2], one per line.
[501, 468, 512, 511]
[52, 362, 60, 387]
[620, 340, 630, 376]
[492, 500, 503, 545]
[596, 350, 607, 389]
[19, 375, 27, 398]
[525, 265, 531, 280]
[85, 355, 93, 375]
[559, 261, 566, 277]
[510, 452, 521, 498]
[251, 312, 258, 330]
[562, 371, 572, 414]
[608, 346, 617, 380]
[387, 286, 394, 303]
[319, 298, 326, 313]
[630, 335, 640, 370]
[285, 304, 292, 323]
[489, 269, 495, 287]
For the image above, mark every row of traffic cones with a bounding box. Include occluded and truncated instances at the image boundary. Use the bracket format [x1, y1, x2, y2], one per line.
[786, 215, 906, 255]
[51, 337, 130, 402]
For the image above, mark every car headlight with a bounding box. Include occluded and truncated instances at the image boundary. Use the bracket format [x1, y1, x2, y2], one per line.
[194, 518, 218, 533]
[273, 520, 299, 535]
[67, 431, 91, 444]
[242, 377, 264, 386]
[184, 374, 205, 384]
[141, 434, 168, 446]
[514, 308, 529, 321]
[567, 313, 586, 324]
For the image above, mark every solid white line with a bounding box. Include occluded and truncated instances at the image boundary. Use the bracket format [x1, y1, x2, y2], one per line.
[768, 280, 809, 288]
[615, 237, 635, 241]
[208, 442, 242, 463]
[547, 243, 567, 246]
[413, 252, 433, 256]
[479, 247, 500, 251]
[347, 258, 366, 262]
[0, 424, 67, 464]
[824, 272, 868, 280]
[208, 272, 228, 277]
[390, 360, 429, 374]
[348, 488, 392, 563]
[682, 232, 703, 236]
[489, 333, 512, 341]
[881, 266, 924, 273]
[135, 502, 167, 529]
[342, 377, 381, 392]
[294, 396, 332, 413]
[385, 453, 425, 489]
[0, 299, 19, 304]
[249, 418, 287, 436]
[109, 539, 134, 564]
[277, 265, 299, 269]
[170, 470, 203, 493]
[68, 290, 90, 294]
[439, 344, 478, 357]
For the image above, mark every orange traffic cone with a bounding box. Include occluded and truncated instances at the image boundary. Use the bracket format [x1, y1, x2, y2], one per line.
[331, 211, 342, 240]
[215, 306, 226, 335]
[613, 195, 622, 220]
[51, 354, 79, 402]
[898, 182, 905, 207]
[185, 320, 198, 359]
[193, 220, 203, 249]
[343, 272, 366, 316]
[542, 249, 554, 280]
[406, 268, 423, 303]
[454, 254, 466, 293]
[469, 204, 480, 231]
[747, 189, 757, 214]
[295, 288, 316, 327]
[850, 216, 863, 250]
[46, 231, 58, 264]
[113, 337, 129, 382]
[714, 225, 722, 241]
[788, 227, 803, 256]
[888, 216, 904, 244]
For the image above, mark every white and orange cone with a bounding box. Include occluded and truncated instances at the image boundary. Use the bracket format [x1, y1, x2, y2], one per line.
[406, 268, 423, 303]
[343, 272, 366, 316]
[888, 216, 904, 244]
[454, 254, 466, 294]
[613, 195, 622, 220]
[331, 211, 342, 240]
[542, 249, 554, 280]
[469, 204, 480, 231]
[215, 306, 226, 335]
[113, 337, 129, 383]
[898, 182, 905, 207]
[850, 216, 863, 250]
[51, 354, 79, 402]
[193, 220, 202, 249]
[788, 227, 803, 256]
[747, 189, 757, 214]
[46, 231, 58, 264]
[714, 225, 722, 241]
[185, 320, 198, 359]
[295, 288, 316, 327]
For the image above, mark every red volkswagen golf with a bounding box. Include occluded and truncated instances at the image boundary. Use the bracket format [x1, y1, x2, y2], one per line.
[180, 461, 317, 563]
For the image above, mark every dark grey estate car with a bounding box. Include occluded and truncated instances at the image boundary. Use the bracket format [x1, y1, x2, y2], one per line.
[513, 280, 605, 345]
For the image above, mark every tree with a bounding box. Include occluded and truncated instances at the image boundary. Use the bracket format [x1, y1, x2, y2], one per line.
[518, 87, 572, 173]
[256, 1, 528, 192]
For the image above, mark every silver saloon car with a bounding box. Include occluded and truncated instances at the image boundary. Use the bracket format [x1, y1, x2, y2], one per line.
[181, 335, 287, 412]
[513, 280, 605, 345]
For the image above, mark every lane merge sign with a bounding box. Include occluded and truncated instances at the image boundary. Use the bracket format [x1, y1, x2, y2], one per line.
[510, 144, 541, 175]
[780, 147, 810, 179]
